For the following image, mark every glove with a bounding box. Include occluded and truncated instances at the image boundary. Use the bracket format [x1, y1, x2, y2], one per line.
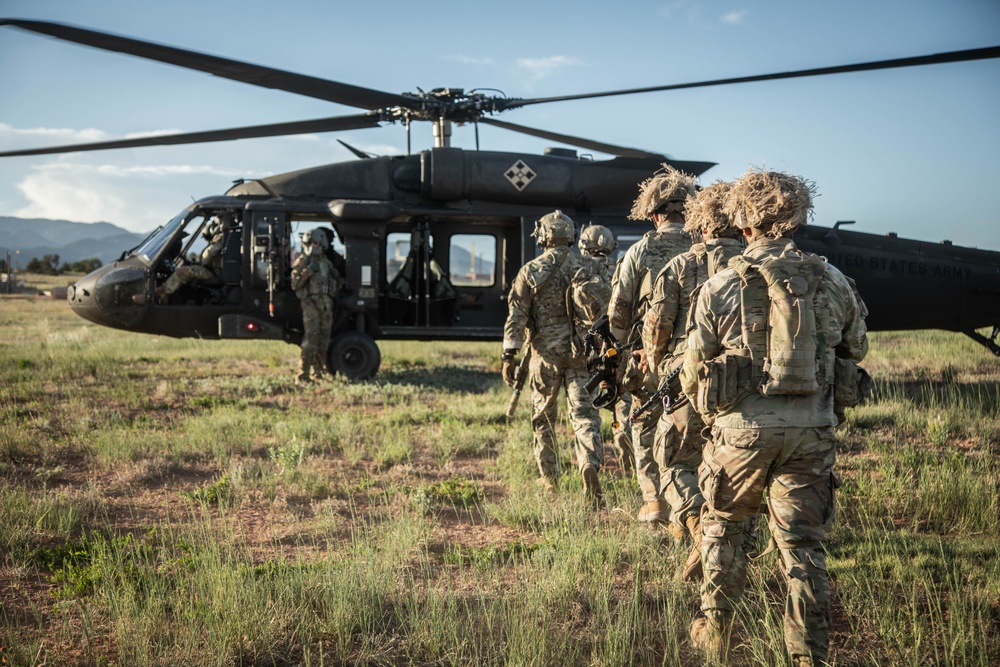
[501, 354, 518, 388]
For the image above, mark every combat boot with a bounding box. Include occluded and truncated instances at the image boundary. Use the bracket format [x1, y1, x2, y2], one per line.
[680, 513, 703, 582]
[295, 360, 312, 386]
[582, 466, 604, 510]
[689, 610, 732, 664]
[536, 476, 556, 494]
[666, 520, 687, 542]
[638, 499, 669, 523]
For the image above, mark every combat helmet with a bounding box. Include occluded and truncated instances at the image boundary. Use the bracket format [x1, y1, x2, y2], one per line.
[533, 210, 576, 248]
[302, 227, 330, 251]
[578, 224, 617, 257]
[628, 164, 698, 221]
[683, 181, 741, 239]
[723, 168, 816, 238]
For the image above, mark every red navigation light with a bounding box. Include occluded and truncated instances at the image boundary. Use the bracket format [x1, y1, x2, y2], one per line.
[246, 321, 257, 332]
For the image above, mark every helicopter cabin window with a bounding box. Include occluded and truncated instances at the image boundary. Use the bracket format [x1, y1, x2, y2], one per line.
[614, 234, 643, 263]
[285, 220, 346, 285]
[385, 232, 411, 284]
[449, 234, 496, 287]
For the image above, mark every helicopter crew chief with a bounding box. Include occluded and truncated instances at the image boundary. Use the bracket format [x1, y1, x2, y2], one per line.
[502, 211, 604, 506]
[607, 164, 697, 524]
[641, 180, 744, 582]
[291, 228, 343, 385]
[682, 169, 868, 665]
[155, 214, 231, 301]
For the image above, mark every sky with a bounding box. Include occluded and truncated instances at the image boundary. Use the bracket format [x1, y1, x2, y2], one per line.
[1, 0, 998, 249]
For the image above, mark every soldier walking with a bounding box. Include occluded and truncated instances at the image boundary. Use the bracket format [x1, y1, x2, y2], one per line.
[608, 165, 696, 523]
[641, 181, 744, 581]
[577, 224, 635, 476]
[502, 211, 605, 505]
[682, 169, 868, 665]
[291, 228, 342, 385]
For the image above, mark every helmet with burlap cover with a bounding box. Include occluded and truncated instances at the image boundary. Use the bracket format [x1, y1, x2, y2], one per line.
[302, 227, 330, 250]
[723, 168, 816, 238]
[532, 210, 576, 248]
[628, 164, 698, 221]
[683, 181, 741, 239]
[577, 224, 617, 257]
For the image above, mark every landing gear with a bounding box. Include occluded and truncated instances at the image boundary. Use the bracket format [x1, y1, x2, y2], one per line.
[964, 327, 1000, 357]
[328, 331, 381, 380]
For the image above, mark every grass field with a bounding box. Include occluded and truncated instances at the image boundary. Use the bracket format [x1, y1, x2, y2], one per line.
[1, 277, 998, 666]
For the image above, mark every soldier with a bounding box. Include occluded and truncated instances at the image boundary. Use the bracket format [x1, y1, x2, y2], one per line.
[155, 214, 232, 301]
[641, 181, 744, 581]
[291, 227, 343, 385]
[682, 169, 868, 665]
[577, 223, 635, 476]
[608, 164, 696, 523]
[502, 210, 605, 506]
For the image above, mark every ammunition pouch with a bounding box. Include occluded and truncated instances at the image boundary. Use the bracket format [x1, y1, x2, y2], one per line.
[694, 350, 753, 416]
[833, 358, 873, 422]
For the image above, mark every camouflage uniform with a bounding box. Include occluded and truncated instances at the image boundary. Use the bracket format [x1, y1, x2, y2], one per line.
[291, 241, 340, 383]
[504, 244, 604, 488]
[643, 237, 743, 540]
[156, 229, 225, 298]
[607, 224, 692, 506]
[577, 226, 634, 475]
[682, 236, 868, 663]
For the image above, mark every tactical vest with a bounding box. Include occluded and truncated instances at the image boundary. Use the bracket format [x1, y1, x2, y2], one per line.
[729, 244, 832, 396]
[293, 256, 339, 300]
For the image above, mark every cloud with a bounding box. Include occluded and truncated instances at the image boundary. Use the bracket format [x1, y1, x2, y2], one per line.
[0, 122, 108, 144]
[722, 9, 748, 24]
[11, 162, 253, 230]
[444, 55, 496, 67]
[515, 56, 582, 81]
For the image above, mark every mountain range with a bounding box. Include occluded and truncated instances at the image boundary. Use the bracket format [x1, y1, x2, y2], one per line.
[0, 217, 149, 266]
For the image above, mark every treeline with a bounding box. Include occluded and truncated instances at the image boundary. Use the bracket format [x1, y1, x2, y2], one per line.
[18, 254, 103, 275]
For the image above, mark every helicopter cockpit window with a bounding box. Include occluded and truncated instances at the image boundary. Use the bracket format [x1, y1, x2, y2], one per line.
[134, 211, 189, 263]
[449, 234, 496, 287]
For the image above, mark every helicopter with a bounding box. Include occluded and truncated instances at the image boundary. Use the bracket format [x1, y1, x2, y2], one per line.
[2, 18, 999, 380]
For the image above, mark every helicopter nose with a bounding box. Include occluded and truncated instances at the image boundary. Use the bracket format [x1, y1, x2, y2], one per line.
[68, 265, 149, 329]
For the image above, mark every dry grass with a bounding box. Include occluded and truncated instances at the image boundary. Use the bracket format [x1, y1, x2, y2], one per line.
[1, 294, 997, 666]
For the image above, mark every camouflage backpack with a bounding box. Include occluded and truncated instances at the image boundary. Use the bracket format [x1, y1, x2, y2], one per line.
[570, 255, 612, 328]
[635, 229, 693, 325]
[730, 245, 831, 396]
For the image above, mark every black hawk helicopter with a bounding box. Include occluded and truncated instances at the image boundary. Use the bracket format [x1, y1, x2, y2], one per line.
[2, 19, 999, 379]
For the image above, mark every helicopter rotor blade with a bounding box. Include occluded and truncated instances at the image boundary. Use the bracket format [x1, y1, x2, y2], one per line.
[479, 118, 665, 159]
[0, 114, 382, 158]
[497, 45, 1000, 110]
[0, 18, 414, 110]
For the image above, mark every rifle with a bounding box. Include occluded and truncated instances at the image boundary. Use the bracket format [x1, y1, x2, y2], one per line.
[505, 346, 533, 417]
[624, 360, 687, 429]
[583, 314, 639, 427]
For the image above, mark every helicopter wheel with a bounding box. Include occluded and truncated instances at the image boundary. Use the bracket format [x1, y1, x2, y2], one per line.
[328, 331, 381, 381]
